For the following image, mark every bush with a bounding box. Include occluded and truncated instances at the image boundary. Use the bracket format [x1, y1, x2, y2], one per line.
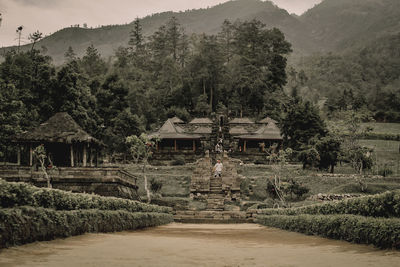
[257, 190, 400, 218]
[0, 179, 172, 214]
[0, 206, 174, 248]
[379, 167, 394, 177]
[150, 178, 163, 193]
[171, 156, 185, 166]
[257, 214, 400, 249]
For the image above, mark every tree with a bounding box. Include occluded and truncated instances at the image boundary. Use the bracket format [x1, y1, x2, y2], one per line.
[81, 44, 107, 77]
[194, 94, 210, 116]
[129, 18, 144, 52]
[0, 80, 25, 161]
[280, 98, 327, 152]
[28, 31, 43, 52]
[64, 46, 77, 62]
[315, 135, 342, 173]
[266, 147, 293, 207]
[16, 26, 23, 51]
[126, 134, 157, 203]
[33, 145, 51, 188]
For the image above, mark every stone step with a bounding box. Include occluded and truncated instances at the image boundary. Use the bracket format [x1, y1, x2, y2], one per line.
[174, 211, 252, 223]
[208, 195, 224, 199]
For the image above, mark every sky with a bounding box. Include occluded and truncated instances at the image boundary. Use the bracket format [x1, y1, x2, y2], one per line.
[0, 0, 322, 47]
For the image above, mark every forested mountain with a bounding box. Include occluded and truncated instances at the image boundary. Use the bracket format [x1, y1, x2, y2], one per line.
[2, 0, 308, 64]
[3, 0, 399, 64]
[301, 0, 400, 52]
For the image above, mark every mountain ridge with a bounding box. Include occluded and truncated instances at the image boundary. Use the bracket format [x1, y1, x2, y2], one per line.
[2, 0, 400, 64]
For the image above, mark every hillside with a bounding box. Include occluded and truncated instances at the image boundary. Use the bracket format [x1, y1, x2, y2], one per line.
[301, 0, 400, 52]
[2, 0, 310, 64]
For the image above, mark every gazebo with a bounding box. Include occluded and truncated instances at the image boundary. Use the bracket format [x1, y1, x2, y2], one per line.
[150, 119, 202, 152]
[13, 112, 103, 167]
[237, 121, 283, 152]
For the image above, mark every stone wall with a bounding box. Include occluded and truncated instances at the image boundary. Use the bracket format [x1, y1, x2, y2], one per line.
[0, 165, 139, 200]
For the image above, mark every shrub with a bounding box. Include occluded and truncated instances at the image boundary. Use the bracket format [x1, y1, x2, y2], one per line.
[0, 179, 172, 214]
[257, 214, 400, 249]
[0, 206, 174, 248]
[150, 178, 163, 193]
[171, 156, 185, 166]
[257, 190, 400, 218]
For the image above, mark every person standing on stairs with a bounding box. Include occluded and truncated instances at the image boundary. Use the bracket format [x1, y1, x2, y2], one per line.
[213, 159, 223, 177]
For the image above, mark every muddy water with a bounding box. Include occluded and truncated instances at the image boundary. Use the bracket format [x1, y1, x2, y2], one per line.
[0, 223, 399, 267]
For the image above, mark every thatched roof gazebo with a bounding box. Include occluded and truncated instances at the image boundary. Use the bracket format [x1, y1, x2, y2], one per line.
[13, 112, 103, 167]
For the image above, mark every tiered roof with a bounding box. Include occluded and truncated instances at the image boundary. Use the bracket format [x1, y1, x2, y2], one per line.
[238, 121, 282, 140]
[150, 119, 201, 139]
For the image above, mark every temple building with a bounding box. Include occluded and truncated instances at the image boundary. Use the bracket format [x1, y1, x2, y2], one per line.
[149, 115, 283, 163]
[12, 112, 103, 167]
[3, 112, 139, 200]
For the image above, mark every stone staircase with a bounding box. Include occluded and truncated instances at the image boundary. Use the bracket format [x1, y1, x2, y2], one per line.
[206, 176, 224, 211]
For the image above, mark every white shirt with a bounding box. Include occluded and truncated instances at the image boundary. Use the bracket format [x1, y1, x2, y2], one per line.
[214, 162, 223, 172]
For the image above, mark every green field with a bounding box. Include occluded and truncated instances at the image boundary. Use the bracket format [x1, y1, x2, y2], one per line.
[359, 139, 400, 176]
[362, 122, 400, 135]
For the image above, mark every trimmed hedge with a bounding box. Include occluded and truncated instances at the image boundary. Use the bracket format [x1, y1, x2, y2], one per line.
[0, 179, 172, 213]
[257, 214, 400, 249]
[361, 133, 400, 141]
[257, 190, 400, 218]
[0, 206, 174, 248]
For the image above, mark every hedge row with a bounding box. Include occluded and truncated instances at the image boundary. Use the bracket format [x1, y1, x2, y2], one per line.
[257, 190, 400, 218]
[257, 214, 400, 249]
[0, 206, 174, 248]
[0, 179, 172, 213]
[361, 133, 400, 141]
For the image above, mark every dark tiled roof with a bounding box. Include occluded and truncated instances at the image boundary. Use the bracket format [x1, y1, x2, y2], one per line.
[170, 116, 184, 124]
[193, 126, 212, 134]
[238, 122, 282, 140]
[229, 126, 249, 135]
[229, 118, 255, 124]
[189, 118, 213, 124]
[258, 117, 277, 124]
[150, 119, 201, 139]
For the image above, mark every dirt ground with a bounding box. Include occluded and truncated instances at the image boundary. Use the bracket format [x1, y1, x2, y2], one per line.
[0, 223, 399, 267]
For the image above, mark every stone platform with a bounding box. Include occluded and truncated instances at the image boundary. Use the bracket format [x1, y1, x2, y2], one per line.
[174, 210, 253, 223]
[0, 165, 139, 200]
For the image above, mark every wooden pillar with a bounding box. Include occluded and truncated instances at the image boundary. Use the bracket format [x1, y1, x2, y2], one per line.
[89, 148, 94, 167]
[70, 145, 74, 167]
[193, 140, 196, 152]
[174, 140, 177, 152]
[95, 148, 99, 167]
[17, 146, 21, 166]
[244, 140, 247, 152]
[29, 144, 33, 166]
[156, 141, 159, 152]
[83, 145, 87, 167]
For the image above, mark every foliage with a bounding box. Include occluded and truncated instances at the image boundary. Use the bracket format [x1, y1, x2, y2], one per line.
[280, 98, 327, 151]
[0, 206, 173, 248]
[0, 179, 172, 213]
[257, 214, 400, 249]
[33, 145, 51, 188]
[126, 134, 157, 203]
[171, 155, 186, 166]
[257, 190, 400, 218]
[150, 178, 163, 193]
